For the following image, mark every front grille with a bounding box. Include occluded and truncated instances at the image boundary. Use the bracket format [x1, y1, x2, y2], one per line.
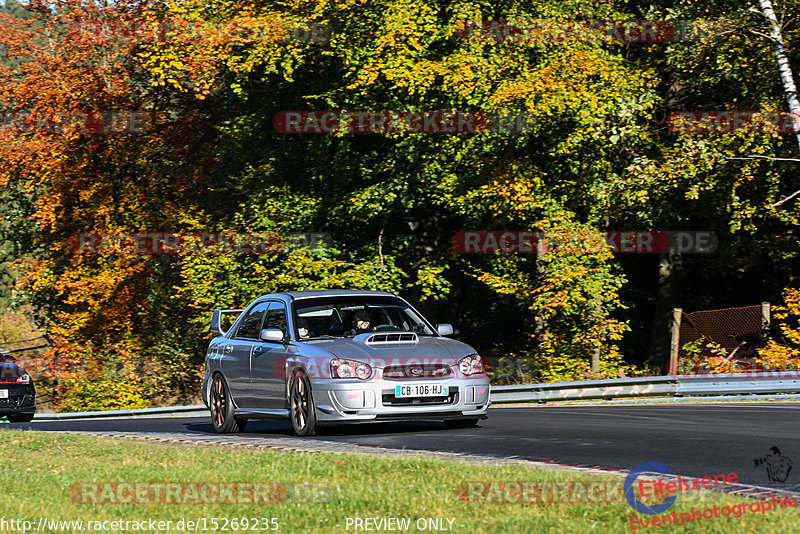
[382, 387, 458, 406]
[382, 364, 453, 379]
[375, 411, 463, 420]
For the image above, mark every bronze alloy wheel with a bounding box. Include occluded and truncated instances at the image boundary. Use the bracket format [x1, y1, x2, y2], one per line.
[210, 375, 246, 433]
[289, 374, 316, 436]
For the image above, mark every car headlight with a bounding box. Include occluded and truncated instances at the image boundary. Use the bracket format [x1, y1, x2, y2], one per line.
[330, 358, 372, 380]
[15, 373, 30, 384]
[458, 354, 485, 376]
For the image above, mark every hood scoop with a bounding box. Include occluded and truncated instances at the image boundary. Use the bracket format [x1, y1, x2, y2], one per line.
[363, 332, 419, 345]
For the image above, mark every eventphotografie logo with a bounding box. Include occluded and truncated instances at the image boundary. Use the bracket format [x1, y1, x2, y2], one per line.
[625, 462, 677, 515]
[625, 462, 740, 516]
[622, 462, 795, 530]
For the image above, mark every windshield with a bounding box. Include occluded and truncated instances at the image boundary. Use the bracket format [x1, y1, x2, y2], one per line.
[293, 296, 436, 339]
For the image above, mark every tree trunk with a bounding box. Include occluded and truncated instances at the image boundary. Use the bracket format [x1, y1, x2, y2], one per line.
[647, 250, 683, 371]
[757, 0, 800, 150]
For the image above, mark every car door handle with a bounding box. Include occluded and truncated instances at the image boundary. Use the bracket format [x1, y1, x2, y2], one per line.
[253, 346, 263, 354]
[224, 345, 232, 354]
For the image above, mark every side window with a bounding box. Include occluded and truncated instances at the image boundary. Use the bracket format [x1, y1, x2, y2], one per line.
[264, 302, 288, 336]
[236, 302, 269, 339]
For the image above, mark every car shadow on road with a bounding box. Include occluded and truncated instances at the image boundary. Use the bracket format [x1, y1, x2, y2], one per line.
[184, 420, 294, 435]
[185, 419, 477, 438]
[315, 421, 453, 437]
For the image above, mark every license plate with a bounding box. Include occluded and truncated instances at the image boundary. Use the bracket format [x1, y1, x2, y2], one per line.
[0, 390, 7, 399]
[395, 383, 448, 398]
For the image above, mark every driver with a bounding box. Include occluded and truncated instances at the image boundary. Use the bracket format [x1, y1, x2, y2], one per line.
[296, 318, 311, 340]
[349, 310, 372, 336]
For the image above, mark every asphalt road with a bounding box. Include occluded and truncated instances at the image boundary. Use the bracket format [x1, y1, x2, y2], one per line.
[9, 403, 800, 492]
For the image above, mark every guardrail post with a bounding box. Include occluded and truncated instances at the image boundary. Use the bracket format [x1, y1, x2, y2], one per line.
[668, 308, 682, 375]
[591, 344, 600, 374]
[591, 301, 601, 373]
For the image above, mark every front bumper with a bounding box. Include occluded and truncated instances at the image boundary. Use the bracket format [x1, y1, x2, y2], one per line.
[201, 370, 210, 408]
[0, 385, 36, 416]
[310, 377, 490, 423]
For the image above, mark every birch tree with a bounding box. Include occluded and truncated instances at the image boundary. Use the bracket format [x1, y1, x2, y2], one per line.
[754, 0, 800, 154]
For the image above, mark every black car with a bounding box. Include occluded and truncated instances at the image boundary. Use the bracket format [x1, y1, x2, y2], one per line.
[0, 354, 36, 423]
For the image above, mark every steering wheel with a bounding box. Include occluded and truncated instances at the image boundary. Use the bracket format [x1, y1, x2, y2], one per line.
[373, 324, 396, 331]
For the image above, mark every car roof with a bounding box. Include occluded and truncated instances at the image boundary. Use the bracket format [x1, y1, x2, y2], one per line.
[276, 289, 398, 300]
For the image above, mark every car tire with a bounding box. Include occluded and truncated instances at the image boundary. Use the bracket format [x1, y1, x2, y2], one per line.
[444, 418, 479, 429]
[289, 373, 316, 436]
[210, 375, 246, 433]
[8, 413, 34, 423]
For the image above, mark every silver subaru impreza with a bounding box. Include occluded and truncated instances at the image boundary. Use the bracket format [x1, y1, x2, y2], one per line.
[201, 290, 490, 435]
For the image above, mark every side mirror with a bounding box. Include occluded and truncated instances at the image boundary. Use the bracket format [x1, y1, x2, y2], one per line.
[436, 324, 454, 336]
[260, 329, 285, 342]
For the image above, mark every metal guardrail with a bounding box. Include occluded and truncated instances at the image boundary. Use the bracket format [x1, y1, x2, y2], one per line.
[25, 373, 800, 420]
[492, 373, 800, 404]
[491, 376, 679, 403]
[676, 374, 800, 396]
[34, 404, 207, 420]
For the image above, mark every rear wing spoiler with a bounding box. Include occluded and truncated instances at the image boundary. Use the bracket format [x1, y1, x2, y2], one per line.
[210, 308, 244, 336]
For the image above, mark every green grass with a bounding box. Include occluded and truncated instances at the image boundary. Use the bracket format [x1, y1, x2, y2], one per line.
[0, 430, 797, 533]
